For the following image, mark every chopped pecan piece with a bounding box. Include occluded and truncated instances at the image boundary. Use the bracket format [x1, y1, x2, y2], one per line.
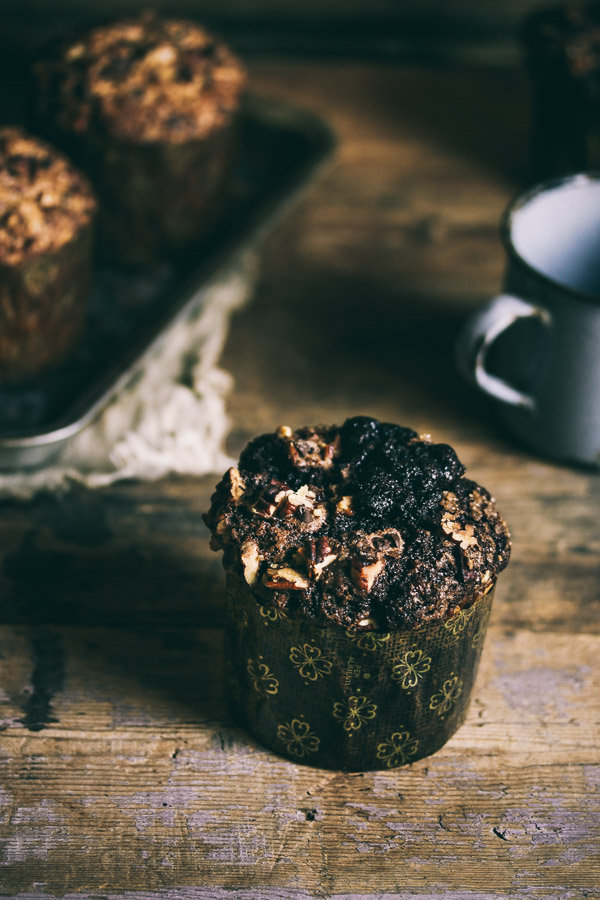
[311, 506, 327, 526]
[441, 491, 460, 519]
[276, 484, 316, 516]
[323, 434, 340, 464]
[351, 557, 384, 593]
[274, 485, 327, 528]
[441, 491, 459, 514]
[263, 567, 309, 590]
[336, 495, 354, 515]
[249, 478, 288, 518]
[287, 432, 337, 469]
[240, 540, 261, 585]
[277, 497, 297, 517]
[357, 616, 380, 631]
[263, 479, 288, 501]
[313, 554, 337, 578]
[209, 515, 230, 549]
[251, 497, 278, 518]
[297, 537, 338, 579]
[456, 527, 478, 551]
[224, 467, 246, 502]
[294, 541, 315, 569]
[442, 515, 478, 551]
[296, 485, 317, 504]
[368, 527, 404, 558]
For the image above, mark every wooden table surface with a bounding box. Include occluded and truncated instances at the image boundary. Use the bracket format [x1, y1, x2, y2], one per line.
[0, 62, 599, 899]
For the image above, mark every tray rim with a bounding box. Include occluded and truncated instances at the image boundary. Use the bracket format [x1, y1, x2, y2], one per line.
[0, 93, 336, 463]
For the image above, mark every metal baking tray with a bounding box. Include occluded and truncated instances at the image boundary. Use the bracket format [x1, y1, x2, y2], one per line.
[0, 94, 335, 469]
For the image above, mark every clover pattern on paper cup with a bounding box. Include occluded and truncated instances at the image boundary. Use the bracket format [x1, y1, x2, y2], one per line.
[346, 630, 392, 652]
[276, 718, 320, 758]
[429, 675, 464, 719]
[289, 643, 333, 681]
[247, 658, 279, 697]
[391, 648, 432, 690]
[259, 604, 288, 625]
[332, 694, 377, 732]
[376, 728, 419, 768]
[443, 605, 475, 639]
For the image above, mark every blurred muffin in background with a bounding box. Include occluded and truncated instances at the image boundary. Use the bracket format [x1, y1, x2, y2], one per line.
[35, 12, 246, 266]
[0, 127, 96, 383]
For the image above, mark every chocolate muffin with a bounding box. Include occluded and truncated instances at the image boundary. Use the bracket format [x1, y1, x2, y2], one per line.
[205, 417, 511, 770]
[0, 127, 96, 383]
[35, 13, 246, 266]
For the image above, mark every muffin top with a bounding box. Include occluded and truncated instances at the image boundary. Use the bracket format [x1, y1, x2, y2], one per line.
[36, 13, 246, 144]
[205, 417, 511, 632]
[0, 127, 95, 266]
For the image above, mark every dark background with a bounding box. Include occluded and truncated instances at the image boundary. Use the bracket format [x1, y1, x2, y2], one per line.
[0, 0, 550, 62]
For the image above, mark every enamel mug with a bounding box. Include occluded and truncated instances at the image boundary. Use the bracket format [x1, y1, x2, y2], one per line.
[457, 174, 600, 466]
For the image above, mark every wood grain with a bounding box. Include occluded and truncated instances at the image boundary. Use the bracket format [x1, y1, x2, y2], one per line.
[1, 625, 598, 895]
[0, 63, 598, 897]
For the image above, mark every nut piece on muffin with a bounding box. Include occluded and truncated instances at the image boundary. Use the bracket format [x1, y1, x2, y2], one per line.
[205, 416, 511, 631]
[35, 12, 247, 266]
[0, 126, 96, 383]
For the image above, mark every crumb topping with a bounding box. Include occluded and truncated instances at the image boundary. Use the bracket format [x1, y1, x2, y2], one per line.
[0, 127, 95, 265]
[36, 13, 246, 143]
[204, 417, 511, 631]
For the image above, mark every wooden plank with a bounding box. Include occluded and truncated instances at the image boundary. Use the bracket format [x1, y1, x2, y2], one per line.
[0, 625, 598, 895]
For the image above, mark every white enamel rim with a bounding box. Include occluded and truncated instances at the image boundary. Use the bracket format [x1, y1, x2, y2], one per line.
[501, 172, 600, 308]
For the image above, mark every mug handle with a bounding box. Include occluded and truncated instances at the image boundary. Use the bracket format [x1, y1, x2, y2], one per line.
[456, 294, 552, 410]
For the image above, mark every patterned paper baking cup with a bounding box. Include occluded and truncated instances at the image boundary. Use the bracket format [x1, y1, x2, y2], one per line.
[224, 571, 495, 770]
